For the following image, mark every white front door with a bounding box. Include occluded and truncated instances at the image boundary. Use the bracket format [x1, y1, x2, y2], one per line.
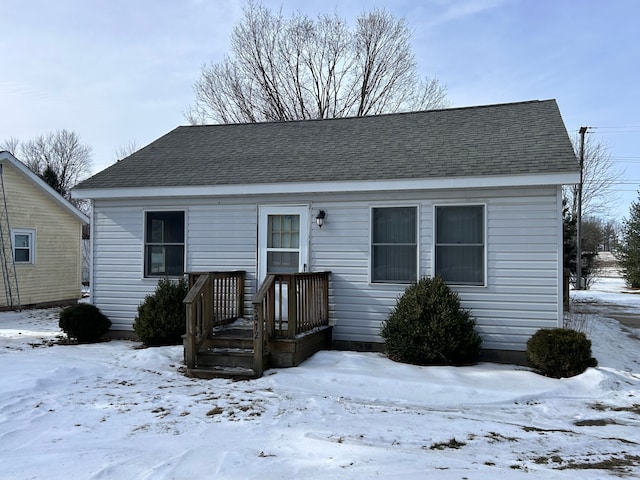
[258, 205, 309, 283]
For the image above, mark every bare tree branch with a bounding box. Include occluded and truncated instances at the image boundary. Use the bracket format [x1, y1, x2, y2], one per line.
[564, 133, 623, 219]
[114, 141, 139, 161]
[0, 137, 20, 156]
[187, 2, 448, 124]
[2, 129, 92, 209]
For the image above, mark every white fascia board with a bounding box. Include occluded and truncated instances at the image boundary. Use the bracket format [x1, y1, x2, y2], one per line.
[72, 171, 581, 200]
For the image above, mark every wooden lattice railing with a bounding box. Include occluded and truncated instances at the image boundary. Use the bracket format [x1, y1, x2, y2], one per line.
[184, 271, 245, 369]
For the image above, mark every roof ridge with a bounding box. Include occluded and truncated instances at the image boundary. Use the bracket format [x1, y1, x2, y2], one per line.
[178, 99, 556, 129]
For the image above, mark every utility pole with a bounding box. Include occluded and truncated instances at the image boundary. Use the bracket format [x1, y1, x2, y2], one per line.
[576, 126, 588, 290]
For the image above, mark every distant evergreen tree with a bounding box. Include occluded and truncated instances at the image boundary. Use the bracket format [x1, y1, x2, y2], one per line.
[563, 200, 577, 274]
[41, 164, 65, 196]
[564, 199, 599, 289]
[616, 194, 640, 288]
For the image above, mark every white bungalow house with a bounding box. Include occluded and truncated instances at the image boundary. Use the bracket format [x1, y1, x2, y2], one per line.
[73, 99, 579, 375]
[0, 151, 89, 309]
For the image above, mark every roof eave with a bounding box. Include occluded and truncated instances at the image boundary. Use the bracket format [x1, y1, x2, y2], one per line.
[72, 171, 580, 200]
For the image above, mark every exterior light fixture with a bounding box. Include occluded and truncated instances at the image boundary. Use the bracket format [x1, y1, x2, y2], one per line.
[316, 210, 326, 228]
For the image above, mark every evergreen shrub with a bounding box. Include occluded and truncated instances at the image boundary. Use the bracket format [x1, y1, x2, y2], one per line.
[526, 328, 598, 378]
[380, 276, 482, 366]
[59, 303, 111, 343]
[134, 277, 188, 346]
[615, 196, 640, 288]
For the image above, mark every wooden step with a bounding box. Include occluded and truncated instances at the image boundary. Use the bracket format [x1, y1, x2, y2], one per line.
[204, 318, 254, 350]
[186, 366, 259, 380]
[197, 347, 254, 369]
[203, 333, 253, 350]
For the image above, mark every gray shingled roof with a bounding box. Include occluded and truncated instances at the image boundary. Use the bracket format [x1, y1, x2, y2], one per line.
[75, 100, 578, 191]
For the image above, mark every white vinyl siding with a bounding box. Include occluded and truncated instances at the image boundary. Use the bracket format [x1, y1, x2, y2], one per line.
[312, 188, 561, 350]
[188, 204, 257, 314]
[91, 200, 258, 330]
[91, 186, 562, 351]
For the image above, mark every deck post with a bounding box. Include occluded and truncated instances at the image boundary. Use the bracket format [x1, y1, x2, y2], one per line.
[287, 276, 297, 339]
[184, 301, 196, 369]
[253, 304, 264, 377]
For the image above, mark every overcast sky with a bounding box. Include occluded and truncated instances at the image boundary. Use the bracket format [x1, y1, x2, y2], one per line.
[1, 0, 638, 221]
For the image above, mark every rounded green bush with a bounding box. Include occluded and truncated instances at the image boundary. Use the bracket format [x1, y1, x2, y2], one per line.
[59, 303, 111, 343]
[134, 277, 188, 346]
[380, 276, 482, 366]
[526, 328, 598, 378]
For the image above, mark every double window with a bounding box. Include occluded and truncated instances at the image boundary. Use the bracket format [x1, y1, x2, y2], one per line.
[435, 205, 485, 285]
[12, 229, 35, 264]
[370, 204, 485, 286]
[371, 207, 417, 283]
[144, 211, 185, 277]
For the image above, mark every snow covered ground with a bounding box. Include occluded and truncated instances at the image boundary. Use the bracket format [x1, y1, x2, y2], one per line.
[1, 279, 639, 479]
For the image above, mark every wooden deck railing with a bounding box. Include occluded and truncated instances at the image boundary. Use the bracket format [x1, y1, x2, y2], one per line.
[184, 271, 245, 369]
[252, 271, 330, 376]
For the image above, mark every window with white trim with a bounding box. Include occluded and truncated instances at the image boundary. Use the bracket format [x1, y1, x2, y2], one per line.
[144, 211, 185, 277]
[371, 206, 417, 283]
[435, 205, 485, 285]
[12, 229, 35, 264]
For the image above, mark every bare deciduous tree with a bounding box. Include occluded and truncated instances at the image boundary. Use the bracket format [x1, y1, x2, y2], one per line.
[1, 129, 92, 209]
[114, 141, 139, 162]
[187, 2, 448, 124]
[564, 133, 623, 219]
[0, 137, 20, 156]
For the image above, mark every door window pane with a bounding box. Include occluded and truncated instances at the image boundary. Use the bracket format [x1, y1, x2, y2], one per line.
[267, 251, 299, 274]
[268, 215, 299, 249]
[266, 214, 301, 274]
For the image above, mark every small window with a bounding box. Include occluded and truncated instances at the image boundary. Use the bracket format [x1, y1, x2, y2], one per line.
[435, 205, 485, 285]
[12, 229, 35, 264]
[372, 206, 417, 283]
[144, 211, 185, 277]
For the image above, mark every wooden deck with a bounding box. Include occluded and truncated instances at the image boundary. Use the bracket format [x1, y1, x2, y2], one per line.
[183, 271, 332, 379]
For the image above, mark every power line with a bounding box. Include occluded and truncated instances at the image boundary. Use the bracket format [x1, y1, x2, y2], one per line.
[570, 126, 640, 134]
[591, 126, 640, 129]
[592, 130, 640, 134]
[582, 180, 640, 185]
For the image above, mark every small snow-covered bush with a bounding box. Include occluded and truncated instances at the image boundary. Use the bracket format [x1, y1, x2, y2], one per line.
[526, 328, 597, 378]
[380, 276, 482, 366]
[134, 277, 188, 346]
[59, 303, 111, 343]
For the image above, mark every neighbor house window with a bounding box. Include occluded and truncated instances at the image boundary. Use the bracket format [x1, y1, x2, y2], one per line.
[12, 229, 35, 264]
[144, 211, 185, 277]
[372, 206, 417, 283]
[435, 205, 485, 285]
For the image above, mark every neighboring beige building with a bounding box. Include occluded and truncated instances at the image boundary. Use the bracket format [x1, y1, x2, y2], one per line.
[0, 151, 89, 309]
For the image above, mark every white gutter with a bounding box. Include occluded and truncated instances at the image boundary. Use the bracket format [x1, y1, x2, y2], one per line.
[73, 172, 580, 200]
